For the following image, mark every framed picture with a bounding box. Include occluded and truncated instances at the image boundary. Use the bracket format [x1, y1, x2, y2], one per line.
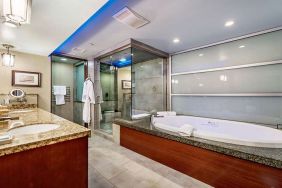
[122, 80, 131, 89]
[12, 70, 41, 87]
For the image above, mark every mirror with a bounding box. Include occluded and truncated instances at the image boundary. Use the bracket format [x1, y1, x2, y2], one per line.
[10, 89, 25, 98]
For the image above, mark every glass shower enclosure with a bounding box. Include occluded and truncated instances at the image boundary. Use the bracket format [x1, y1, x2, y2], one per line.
[98, 48, 132, 134]
[51, 55, 87, 125]
[94, 40, 169, 134]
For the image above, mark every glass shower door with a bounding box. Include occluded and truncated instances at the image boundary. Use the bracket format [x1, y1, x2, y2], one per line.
[73, 63, 85, 125]
[51, 55, 87, 125]
[100, 63, 118, 134]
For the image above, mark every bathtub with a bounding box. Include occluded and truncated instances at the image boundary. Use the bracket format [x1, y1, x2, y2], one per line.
[152, 115, 282, 148]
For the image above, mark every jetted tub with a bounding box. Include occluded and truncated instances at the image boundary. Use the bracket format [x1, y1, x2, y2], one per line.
[152, 115, 282, 148]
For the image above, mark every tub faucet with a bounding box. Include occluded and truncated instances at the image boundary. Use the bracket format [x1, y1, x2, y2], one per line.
[207, 121, 216, 126]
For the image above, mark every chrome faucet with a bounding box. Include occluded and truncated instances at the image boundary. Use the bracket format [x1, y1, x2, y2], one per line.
[207, 121, 216, 126]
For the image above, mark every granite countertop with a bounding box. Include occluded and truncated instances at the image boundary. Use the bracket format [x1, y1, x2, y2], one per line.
[0, 108, 90, 157]
[114, 118, 282, 169]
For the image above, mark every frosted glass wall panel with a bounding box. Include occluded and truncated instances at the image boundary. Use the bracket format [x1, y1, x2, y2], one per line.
[132, 58, 164, 112]
[172, 96, 282, 125]
[172, 30, 282, 74]
[172, 63, 282, 94]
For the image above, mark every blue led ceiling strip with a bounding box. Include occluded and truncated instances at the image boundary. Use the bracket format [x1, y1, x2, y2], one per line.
[50, 0, 116, 56]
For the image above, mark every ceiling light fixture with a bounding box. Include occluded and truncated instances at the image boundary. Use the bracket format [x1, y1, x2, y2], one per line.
[120, 58, 126, 62]
[2, 0, 32, 27]
[198, 54, 204, 57]
[225, 20, 234, 27]
[1, 44, 15, 67]
[61, 58, 67, 61]
[239, 45, 245, 48]
[173, 38, 180, 43]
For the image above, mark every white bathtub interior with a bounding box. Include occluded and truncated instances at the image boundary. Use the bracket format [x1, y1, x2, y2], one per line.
[152, 115, 282, 148]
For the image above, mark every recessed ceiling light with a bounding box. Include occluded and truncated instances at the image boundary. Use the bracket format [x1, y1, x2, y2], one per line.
[61, 58, 67, 61]
[173, 38, 180, 43]
[198, 54, 204, 57]
[120, 58, 126, 62]
[225, 20, 234, 27]
[239, 45, 245, 48]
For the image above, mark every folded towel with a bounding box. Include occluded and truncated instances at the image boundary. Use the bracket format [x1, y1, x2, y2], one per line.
[53, 86, 66, 105]
[132, 113, 151, 120]
[157, 111, 176, 116]
[178, 124, 194, 137]
[55, 95, 65, 105]
[0, 134, 11, 141]
[53, 86, 66, 95]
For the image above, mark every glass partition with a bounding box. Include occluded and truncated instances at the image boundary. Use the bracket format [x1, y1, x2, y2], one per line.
[98, 48, 132, 134]
[171, 29, 282, 126]
[131, 47, 166, 118]
[51, 55, 87, 125]
[95, 44, 168, 134]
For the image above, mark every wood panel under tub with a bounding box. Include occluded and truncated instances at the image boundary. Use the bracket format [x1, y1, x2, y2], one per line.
[120, 126, 282, 188]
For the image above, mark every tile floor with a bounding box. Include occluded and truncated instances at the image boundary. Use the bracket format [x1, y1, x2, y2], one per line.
[88, 135, 212, 188]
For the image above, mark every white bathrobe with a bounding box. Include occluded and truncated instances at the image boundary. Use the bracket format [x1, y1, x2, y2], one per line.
[82, 80, 95, 123]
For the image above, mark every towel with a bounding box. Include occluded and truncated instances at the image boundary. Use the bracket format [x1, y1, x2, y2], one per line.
[157, 111, 176, 116]
[178, 124, 194, 136]
[53, 86, 66, 105]
[53, 86, 66, 95]
[0, 134, 11, 141]
[82, 80, 95, 123]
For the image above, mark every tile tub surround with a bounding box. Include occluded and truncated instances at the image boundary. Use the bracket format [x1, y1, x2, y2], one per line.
[114, 118, 282, 169]
[0, 108, 90, 156]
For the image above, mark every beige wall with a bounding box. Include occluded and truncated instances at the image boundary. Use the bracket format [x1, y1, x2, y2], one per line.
[0, 50, 51, 111]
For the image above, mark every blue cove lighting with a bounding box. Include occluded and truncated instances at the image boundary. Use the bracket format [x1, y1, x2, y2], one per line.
[51, 0, 117, 56]
[113, 59, 131, 68]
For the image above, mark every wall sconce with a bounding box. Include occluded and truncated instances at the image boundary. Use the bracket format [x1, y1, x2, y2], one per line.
[1, 44, 15, 67]
[2, 0, 32, 27]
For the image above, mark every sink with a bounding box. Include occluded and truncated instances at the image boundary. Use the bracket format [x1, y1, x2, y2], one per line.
[8, 124, 60, 136]
[9, 109, 34, 114]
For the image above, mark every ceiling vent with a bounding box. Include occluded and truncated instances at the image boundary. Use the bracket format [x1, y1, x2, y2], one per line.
[113, 7, 149, 29]
[72, 47, 86, 54]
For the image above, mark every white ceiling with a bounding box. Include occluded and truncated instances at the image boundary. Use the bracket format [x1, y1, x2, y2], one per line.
[0, 0, 108, 56]
[54, 0, 282, 59]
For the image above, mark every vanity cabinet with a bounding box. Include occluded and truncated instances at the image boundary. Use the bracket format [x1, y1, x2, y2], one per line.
[0, 136, 88, 188]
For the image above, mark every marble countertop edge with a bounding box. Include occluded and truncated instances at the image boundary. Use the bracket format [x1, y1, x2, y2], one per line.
[0, 108, 91, 157]
[0, 130, 90, 157]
